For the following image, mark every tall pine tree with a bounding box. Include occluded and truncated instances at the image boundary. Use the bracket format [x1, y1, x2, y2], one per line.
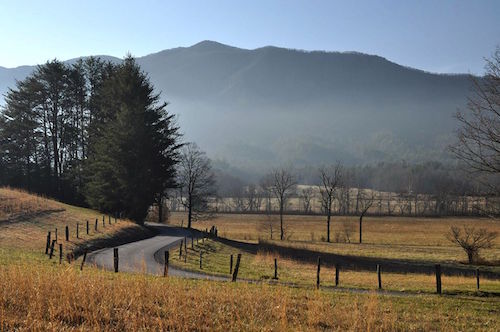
[85, 56, 181, 223]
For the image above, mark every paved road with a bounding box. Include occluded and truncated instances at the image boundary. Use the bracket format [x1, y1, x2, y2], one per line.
[87, 223, 228, 280]
[86, 223, 433, 297]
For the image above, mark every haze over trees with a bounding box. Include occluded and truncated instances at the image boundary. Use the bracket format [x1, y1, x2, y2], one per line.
[0, 41, 474, 178]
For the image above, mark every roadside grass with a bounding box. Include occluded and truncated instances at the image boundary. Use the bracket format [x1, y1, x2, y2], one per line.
[1, 259, 499, 331]
[0, 187, 152, 254]
[168, 238, 500, 295]
[168, 212, 500, 267]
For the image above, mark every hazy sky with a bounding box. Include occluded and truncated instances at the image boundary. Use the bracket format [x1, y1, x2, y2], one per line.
[1, 0, 499, 74]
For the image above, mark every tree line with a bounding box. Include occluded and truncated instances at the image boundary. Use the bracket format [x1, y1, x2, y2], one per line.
[0, 56, 182, 222]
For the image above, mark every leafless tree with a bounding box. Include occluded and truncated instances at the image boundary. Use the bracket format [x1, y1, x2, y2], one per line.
[318, 163, 343, 242]
[260, 174, 274, 213]
[341, 220, 355, 243]
[177, 143, 216, 228]
[447, 226, 498, 263]
[268, 168, 296, 240]
[358, 189, 375, 244]
[259, 214, 278, 240]
[299, 187, 314, 214]
[245, 183, 261, 212]
[450, 47, 500, 210]
[230, 186, 247, 212]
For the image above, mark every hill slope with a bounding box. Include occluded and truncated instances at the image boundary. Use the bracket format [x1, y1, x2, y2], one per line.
[0, 41, 473, 176]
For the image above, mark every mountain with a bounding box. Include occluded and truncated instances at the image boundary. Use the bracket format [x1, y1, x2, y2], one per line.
[0, 41, 473, 178]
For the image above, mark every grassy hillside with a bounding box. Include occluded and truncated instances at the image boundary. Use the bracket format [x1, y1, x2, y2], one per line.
[0, 187, 154, 255]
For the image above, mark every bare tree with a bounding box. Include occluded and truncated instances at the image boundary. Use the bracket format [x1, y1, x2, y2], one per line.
[299, 187, 314, 214]
[341, 220, 355, 243]
[357, 189, 375, 244]
[447, 226, 498, 263]
[318, 163, 343, 242]
[230, 186, 247, 212]
[177, 143, 216, 228]
[268, 168, 296, 240]
[450, 47, 500, 206]
[260, 174, 274, 213]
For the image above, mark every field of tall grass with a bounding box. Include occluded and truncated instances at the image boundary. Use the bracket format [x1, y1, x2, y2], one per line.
[168, 212, 500, 265]
[1, 188, 499, 330]
[1, 257, 499, 331]
[168, 238, 500, 294]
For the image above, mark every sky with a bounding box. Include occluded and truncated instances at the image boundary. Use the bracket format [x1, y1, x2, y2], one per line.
[0, 0, 499, 74]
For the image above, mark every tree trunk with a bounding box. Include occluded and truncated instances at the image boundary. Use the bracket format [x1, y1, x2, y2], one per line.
[327, 209, 331, 243]
[187, 194, 192, 229]
[280, 200, 284, 240]
[359, 214, 363, 244]
[158, 195, 163, 224]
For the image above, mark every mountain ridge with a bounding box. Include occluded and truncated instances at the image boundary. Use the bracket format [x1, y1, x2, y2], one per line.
[0, 41, 474, 178]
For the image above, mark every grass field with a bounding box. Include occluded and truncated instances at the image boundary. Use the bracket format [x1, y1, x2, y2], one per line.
[168, 212, 500, 266]
[167, 238, 500, 295]
[1, 187, 500, 330]
[1, 254, 499, 331]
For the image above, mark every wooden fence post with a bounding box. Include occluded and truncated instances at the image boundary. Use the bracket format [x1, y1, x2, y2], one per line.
[86, 220, 89, 235]
[179, 240, 183, 259]
[102, 216, 105, 228]
[199, 251, 203, 269]
[59, 244, 63, 264]
[45, 231, 51, 254]
[335, 264, 339, 287]
[316, 257, 321, 289]
[113, 248, 119, 272]
[377, 264, 382, 289]
[476, 268, 480, 290]
[435, 264, 442, 294]
[109, 215, 111, 225]
[80, 250, 87, 271]
[230, 254, 234, 274]
[164, 251, 169, 276]
[76, 223, 79, 239]
[55, 228, 58, 242]
[95, 218, 98, 231]
[184, 237, 187, 263]
[49, 240, 56, 259]
[273, 258, 278, 280]
[232, 254, 241, 282]
[65, 225, 69, 241]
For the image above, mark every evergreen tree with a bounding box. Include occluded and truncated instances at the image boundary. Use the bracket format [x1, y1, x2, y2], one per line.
[85, 56, 181, 223]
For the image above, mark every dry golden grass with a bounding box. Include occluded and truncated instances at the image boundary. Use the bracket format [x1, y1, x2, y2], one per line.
[0, 187, 147, 254]
[0, 259, 498, 331]
[168, 239, 500, 294]
[0, 189, 499, 330]
[168, 212, 500, 265]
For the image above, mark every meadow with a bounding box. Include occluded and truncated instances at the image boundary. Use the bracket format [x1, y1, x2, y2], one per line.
[1, 188, 499, 331]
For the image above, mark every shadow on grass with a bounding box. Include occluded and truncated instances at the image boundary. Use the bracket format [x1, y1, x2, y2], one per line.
[72, 224, 158, 258]
[209, 237, 500, 279]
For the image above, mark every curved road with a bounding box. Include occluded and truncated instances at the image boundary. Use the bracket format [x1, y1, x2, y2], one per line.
[87, 223, 228, 280]
[86, 223, 429, 297]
